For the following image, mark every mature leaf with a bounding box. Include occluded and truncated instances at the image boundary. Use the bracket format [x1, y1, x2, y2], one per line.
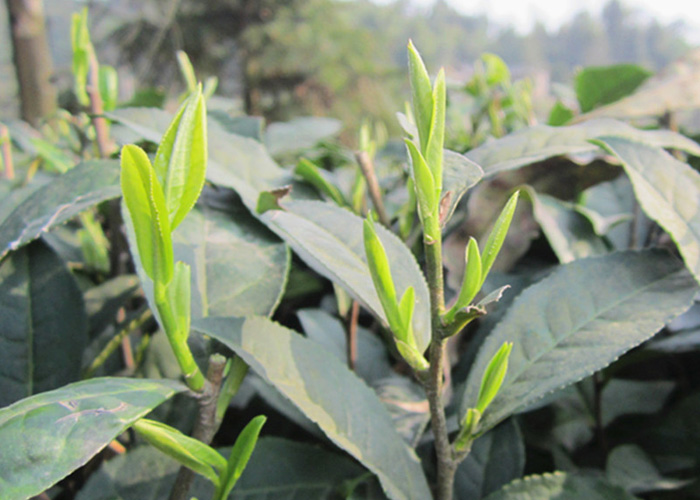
[454, 419, 524, 499]
[465, 119, 700, 176]
[261, 200, 431, 353]
[461, 250, 698, 432]
[172, 195, 289, 318]
[576, 49, 700, 120]
[521, 187, 608, 263]
[0, 377, 185, 499]
[372, 376, 429, 448]
[77, 438, 367, 500]
[193, 316, 432, 500]
[575, 64, 652, 113]
[607, 444, 690, 494]
[264, 117, 342, 157]
[484, 472, 640, 500]
[441, 150, 483, 226]
[297, 308, 393, 384]
[595, 137, 700, 286]
[0, 160, 119, 259]
[0, 240, 88, 407]
[601, 379, 675, 426]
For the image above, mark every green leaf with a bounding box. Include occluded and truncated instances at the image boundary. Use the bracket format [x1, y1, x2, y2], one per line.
[192, 316, 432, 500]
[576, 64, 652, 113]
[29, 137, 73, 173]
[482, 53, 511, 86]
[264, 117, 342, 157]
[120, 145, 173, 284]
[448, 237, 482, 319]
[398, 286, 416, 345]
[0, 377, 185, 500]
[77, 438, 366, 500]
[521, 186, 608, 263]
[461, 250, 698, 433]
[407, 40, 433, 153]
[363, 217, 402, 340]
[0, 240, 88, 407]
[441, 150, 483, 226]
[466, 119, 700, 176]
[108, 107, 291, 209]
[425, 69, 445, 189]
[71, 8, 92, 107]
[216, 415, 267, 499]
[297, 308, 393, 384]
[152, 88, 208, 230]
[547, 100, 575, 126]
[606, 444, 691, 494]
[171, 196, 289, 318]
[484, 472, 640, 500]
[167, 262, 191, 341]
[260, 200, 431, 353]
[99, 65, 119, 112]
[84, 274, 139, 336]
[454, 419, 524, 499]
[294, 158, 346, 206]
[405, 139, 437, 222]
[475, 342, 513, 414]
[594, 137, 700, 286]
[133, 418, 225, 485]
[176, 51, 197, 93]
[480, 190, 519, 284]
[0, 160, 119, 259]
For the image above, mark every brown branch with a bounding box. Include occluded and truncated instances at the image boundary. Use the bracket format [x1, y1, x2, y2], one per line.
[347, 300, 360, 371]
[0, 124, 14, 180]
[355, 150, 391, 227]
[168, 354, 228, 500]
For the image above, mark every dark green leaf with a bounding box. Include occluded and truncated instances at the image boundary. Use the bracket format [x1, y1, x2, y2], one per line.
[261, 200, 431, 353]
[521, 187, 608, 263]
[595, 137, 700, 286]
[0, 240, 87, 407]
[172, 196, 289, 318]
[297, 308, 393, 384]
[466, 119, 700, 176]
[455, 419, 524, 499]
[0, 160, 119, 259]
[606, 444, 690, 494]
[461, 250, 698, 432]
[576, 64, 652, 113]
[193, 316, 432, 500]
[0, 377, 185, 499]
[484, 472, 640, 500]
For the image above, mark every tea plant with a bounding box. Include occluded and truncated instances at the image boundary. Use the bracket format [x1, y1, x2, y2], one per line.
[1, 10, 700, 500]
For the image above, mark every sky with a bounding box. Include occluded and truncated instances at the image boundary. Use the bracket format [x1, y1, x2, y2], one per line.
[404, 0, 700, 41]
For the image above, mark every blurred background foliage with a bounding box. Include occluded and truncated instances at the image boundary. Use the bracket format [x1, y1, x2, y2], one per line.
[0, 0, 695, 139]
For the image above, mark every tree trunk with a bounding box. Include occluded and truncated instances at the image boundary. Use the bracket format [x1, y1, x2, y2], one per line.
[5, 0, 56, 125]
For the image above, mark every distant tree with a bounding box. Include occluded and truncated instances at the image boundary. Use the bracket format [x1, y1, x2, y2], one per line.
[5, 0, 56, 125]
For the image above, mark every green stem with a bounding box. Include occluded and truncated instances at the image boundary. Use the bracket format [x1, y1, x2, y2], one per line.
[215, 356, 249, 422]
[83, 307, 152, 379]
[420, 212, 459, 499]
[154, 282, 205, 392]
